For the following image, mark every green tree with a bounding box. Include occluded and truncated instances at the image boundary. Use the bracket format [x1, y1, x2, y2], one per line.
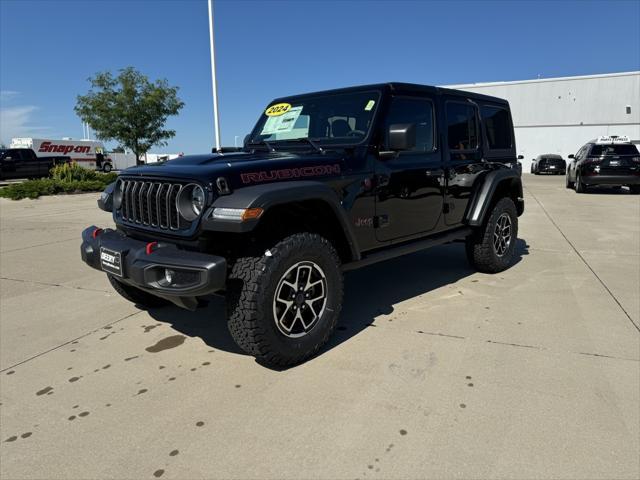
[75, 67, 184, 165]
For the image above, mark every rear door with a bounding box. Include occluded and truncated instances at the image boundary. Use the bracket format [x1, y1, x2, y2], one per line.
[443, 98, 484, 226]
[374, 94, 444, 242]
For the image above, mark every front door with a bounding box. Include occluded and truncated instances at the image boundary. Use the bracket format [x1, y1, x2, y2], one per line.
[17, 150, 40, 178]
[374, 95, 444, 242]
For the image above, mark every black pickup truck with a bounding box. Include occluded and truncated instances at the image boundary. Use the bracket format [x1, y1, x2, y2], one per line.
[0, 148, 69, 180]
[81, 83, 525, 366]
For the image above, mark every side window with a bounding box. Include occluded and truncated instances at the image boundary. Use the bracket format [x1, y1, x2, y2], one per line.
[446, 102, 478, 151]
[481, 105, 512, 149]
[385, 97, 435, 152]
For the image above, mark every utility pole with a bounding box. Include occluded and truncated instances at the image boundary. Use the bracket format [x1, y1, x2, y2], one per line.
[207, 0, 222, 152]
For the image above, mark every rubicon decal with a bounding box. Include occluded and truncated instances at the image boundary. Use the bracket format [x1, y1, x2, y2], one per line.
[38, 142, 91, 155]
[240, 164, 341, 184]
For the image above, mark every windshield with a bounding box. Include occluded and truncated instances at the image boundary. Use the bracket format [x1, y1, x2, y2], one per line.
[590, 144, 639, 156]
[249, 90, 380, 146]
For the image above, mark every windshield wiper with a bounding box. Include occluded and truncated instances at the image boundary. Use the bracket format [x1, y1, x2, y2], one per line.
[247, 140, 275, 152]
[287, 138, 324, 154]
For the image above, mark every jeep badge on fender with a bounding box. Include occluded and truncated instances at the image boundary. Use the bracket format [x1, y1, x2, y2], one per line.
[80, 82, 525, 367]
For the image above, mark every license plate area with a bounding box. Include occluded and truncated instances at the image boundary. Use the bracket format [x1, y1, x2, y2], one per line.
[100, 247, 123, 277]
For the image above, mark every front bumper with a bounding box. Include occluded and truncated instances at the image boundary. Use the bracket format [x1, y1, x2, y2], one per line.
[81, 226, 227, 310]
[582, 175, 640, 186]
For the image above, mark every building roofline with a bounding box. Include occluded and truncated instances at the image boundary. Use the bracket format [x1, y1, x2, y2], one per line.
[444, 71, 640, 89]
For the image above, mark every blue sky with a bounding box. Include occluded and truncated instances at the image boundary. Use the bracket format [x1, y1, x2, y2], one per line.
[1, 0, 639, 153]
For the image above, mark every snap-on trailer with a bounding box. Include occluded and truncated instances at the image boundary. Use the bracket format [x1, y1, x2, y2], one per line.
[9, 138, 113, 172]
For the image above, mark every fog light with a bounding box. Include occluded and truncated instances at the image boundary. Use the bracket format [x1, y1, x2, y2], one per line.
[164, 269, 175, 284]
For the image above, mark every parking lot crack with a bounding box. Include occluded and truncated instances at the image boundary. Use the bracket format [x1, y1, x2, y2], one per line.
[524, 185, 640, 333]
[0, 276, 110, 293]
[0, 310, 144, 373]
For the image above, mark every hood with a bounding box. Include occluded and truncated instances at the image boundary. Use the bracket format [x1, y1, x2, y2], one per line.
[119, 150, 347, 187]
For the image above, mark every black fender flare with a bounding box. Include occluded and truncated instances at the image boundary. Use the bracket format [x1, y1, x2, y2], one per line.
[465, 169, 523, 226]
[201, 181, 360, 261]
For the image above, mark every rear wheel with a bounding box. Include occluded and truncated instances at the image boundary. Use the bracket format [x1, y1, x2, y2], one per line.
[102, 163, 113, 173]
[466, 197, 518, 273]
[107, 274, 168, 308]
[226, 233, 343, 367]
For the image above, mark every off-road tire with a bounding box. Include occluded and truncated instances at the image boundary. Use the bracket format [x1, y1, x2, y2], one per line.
[107, 274, 169, 308]
[565, 173, 575, 189]
[575, 172, 587, 193]
[226, 233, 343, 367]
[465, 197, 518, 274]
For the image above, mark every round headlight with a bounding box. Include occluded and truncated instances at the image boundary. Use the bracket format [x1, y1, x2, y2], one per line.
[113, 180, 124, 209]
[191, 185, 205, 215]
[177, 184, 206, 222]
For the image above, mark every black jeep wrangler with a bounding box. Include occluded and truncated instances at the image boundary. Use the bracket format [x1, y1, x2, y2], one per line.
[81, 83, 524, 366]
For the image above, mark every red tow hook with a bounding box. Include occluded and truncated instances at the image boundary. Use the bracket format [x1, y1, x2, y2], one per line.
[145, 241, 158, 255]
[92, 228, 103, 239]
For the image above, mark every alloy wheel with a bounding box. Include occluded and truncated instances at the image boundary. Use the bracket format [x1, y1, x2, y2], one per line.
[273, 261, 327, 338]
[493, 213, 512, 257]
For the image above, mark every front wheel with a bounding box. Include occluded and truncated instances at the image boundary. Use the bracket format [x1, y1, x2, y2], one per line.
[226, 233, 343, 367]
[466, 197, 518, 273]
[575, 171, 587, 193]
[565, 173, 575, 189]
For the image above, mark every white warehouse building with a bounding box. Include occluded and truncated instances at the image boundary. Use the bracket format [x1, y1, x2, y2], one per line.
[447, 71, 640, 173]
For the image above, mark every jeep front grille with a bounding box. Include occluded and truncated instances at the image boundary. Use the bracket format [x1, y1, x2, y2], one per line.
[119, 179, 185, 230]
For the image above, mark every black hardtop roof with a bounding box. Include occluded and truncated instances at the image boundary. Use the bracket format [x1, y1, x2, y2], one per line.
[538, 154, 563, 159]
[271, 82, 509, 106]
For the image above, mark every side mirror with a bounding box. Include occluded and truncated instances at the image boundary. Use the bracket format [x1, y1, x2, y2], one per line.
[388, 123, 416, 151]
[517, 155, 524, 160]
[568, 154, 575, 159]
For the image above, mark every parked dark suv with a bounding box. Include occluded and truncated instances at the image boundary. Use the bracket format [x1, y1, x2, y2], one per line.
[566, 137, 640, 193]
[81, 83, 525, 367]
[0, 148, 69, 180]
[531, 154, 566, 175]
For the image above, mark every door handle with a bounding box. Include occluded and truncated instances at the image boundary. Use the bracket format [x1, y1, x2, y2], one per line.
[426, 169, 444, 176]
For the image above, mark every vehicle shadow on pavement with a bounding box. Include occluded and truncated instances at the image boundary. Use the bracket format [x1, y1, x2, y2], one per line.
[147, 239, 529, 368]
[579, 186, 638, 195]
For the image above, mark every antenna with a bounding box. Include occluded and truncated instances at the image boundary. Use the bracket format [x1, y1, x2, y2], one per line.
[207, 0, 222, 152]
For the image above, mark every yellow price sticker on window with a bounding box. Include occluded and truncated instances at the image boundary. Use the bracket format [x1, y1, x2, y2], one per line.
[265, 103, 292, 117]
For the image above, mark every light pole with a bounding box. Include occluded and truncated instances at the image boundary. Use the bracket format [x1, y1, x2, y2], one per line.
[207, 0, 222, 152]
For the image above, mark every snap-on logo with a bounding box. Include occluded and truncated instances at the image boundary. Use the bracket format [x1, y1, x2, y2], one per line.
[240, 164, 341, 184]
[38, 141, 91, 155]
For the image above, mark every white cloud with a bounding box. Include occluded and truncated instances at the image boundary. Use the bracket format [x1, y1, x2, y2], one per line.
[0, 90, 19, 101]
[0, 91, 51, 145]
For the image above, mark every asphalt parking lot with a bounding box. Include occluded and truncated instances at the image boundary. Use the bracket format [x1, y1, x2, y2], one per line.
[1, 174, 638, 479]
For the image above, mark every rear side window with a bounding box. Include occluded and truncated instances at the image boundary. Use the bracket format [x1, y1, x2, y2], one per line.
[446, 103, 478, 150]
[481, 106, 512, 150]
[385, 97, 435, 152]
